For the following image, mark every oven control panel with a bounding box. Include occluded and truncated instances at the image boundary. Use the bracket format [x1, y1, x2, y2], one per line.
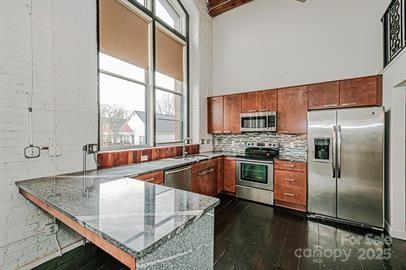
[246, 141, 279, 148]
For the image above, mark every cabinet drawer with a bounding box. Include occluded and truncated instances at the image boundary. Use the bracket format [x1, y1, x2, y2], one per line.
[192, 159, 218, 174]
[274, 184, 306, 206]
[275, 170, 306, 189]
[130, 171, 164, 185]
[274, 160, 306, 172]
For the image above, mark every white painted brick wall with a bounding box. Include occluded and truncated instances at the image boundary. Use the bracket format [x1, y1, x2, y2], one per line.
[0, 0, 211, 268]
[0, 0, 97, 269]
[181, 0, 213, 153]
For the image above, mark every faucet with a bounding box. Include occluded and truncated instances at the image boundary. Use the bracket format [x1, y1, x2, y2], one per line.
[182, 137, 192, 158]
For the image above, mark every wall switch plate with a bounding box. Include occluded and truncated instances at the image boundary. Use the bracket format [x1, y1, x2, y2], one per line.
[45, 223, 59, 236]
[141, 155, 149, 162]
[24, 145, 40, 158]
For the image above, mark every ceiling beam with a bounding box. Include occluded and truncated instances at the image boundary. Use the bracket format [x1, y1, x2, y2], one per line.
[207, 0, 252, 17]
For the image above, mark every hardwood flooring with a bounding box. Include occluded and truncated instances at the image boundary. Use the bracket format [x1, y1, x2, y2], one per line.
[214, 195, 406, 270]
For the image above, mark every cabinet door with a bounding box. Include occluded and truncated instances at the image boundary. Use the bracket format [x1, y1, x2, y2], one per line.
[223, 94, 241, 134]
[208, 97, 224, 134]
[192, 172, 207, 195]
[207, 167, 218, 197]
[277, 86, 308, 134]
[258, 90, 277, 112]
[217, 157, 224, 193]
[223, 158, 236, 193]
[241, 92, 259, 113]
[308, 81, 339, 110]
[339, 76, 382, 107]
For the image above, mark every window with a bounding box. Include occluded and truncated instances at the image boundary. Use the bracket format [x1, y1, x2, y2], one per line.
[98, 0, 188, 150]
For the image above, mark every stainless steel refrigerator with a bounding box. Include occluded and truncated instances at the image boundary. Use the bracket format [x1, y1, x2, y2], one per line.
[308, 106, 384, 229]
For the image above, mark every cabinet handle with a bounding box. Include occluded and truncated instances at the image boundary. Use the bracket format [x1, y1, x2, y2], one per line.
[285, 164, 295, 168]
[224, 130, 231, 133]
[285, 178, 295, 182]
[341, 102, 356, 106]
[213, 131, 222, 134]
[198, 168, 215, 175]
[284, 192, 295, 197]
[248, 109, 257, 112]
[144, 178, 155, 182]
[323, 104, 337, 107]
[259, 109, 267, 112]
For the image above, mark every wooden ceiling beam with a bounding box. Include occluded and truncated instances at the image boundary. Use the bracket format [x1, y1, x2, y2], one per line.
[207, 0, 252, 17]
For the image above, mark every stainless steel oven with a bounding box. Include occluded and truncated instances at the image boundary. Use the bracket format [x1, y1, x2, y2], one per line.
[240, 112, 277, 132]
[236, 158, 274, 205]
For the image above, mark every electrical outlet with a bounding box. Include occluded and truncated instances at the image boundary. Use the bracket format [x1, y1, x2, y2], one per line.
[45, 223, 59, 236]
[141, 155, 149, 162]
[201, 139, 205, 144]
[24, 145, 40, 158]
[83, 144, 98, 154]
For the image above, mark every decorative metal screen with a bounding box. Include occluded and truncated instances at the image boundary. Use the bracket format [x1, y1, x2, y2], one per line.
[382, 0, 406, 67]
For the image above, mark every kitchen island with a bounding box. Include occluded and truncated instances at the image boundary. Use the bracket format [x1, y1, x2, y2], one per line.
[16, 172, 219, 270]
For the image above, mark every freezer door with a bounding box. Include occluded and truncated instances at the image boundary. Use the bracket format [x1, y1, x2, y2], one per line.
[337, 107, 384, 228]
[308, 110, 337, 217]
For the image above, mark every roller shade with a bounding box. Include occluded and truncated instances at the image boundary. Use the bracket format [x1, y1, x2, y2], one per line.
[155, 28, 184, 81]
[99, 0, 149, 70]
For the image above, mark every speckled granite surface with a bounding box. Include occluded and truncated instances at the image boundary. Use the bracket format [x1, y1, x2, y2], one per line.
[16, 173, 219, 260]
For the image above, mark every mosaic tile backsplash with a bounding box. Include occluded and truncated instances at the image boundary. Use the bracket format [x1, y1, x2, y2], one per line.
[213, 133, 308, 161]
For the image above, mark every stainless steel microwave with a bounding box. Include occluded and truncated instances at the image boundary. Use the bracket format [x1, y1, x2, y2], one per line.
[240, 112, 277, 132]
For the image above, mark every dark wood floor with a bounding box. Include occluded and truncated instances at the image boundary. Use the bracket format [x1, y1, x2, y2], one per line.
[214, 196, 406, 270]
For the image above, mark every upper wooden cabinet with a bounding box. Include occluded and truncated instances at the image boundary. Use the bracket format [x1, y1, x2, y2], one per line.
[258, 90, 277, 112]
[339, 75, 382, 108]
[223, 94, 241, 133]
[208, 96, 224, 134]
[277, 86, 308, 134]
[308, 81, 340, 110]
[241, 92, 259, 113]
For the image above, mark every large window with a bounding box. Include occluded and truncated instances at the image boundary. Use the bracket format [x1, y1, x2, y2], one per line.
[98, 0, 188, 150]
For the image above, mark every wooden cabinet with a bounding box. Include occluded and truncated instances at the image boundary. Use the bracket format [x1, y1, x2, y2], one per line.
[339, 75, 382, 108]
[192, 160, 218, 196]
[217, 157, 224, 193]
[223, 158, 236, 193]
[130, 171, 164, 185]
[223, 94, 241, 134]
[277, 86, 308, 134]
[258, 90, 277, 112]
[308, 81, 340, 110]
[208, 97, 224, 134]
[274, 160, 307, 212]
[241, 92, 259, 113]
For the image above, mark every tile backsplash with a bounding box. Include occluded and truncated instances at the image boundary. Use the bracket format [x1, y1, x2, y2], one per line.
[213, 133, 307, 161]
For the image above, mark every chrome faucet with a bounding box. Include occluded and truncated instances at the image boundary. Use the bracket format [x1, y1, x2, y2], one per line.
[182, 137, 192, 158]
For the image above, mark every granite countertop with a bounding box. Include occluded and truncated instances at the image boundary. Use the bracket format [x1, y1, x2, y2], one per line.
[15, 157, 223, 259]
[15, 151, 304, 259]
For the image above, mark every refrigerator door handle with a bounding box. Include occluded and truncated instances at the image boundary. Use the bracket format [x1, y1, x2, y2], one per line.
[337, 125, 342, 178]
[332, 125, 337, 178]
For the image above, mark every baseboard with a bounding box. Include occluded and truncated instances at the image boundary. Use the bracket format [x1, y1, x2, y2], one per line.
[18, 239, 85, 270]
[385, 220, 406, 240]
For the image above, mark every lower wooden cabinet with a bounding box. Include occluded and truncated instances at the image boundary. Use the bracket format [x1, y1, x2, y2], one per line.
[274, 160, 307, 212]
[192, 160, 218, 197]
[223, 158, 236, 193]
[217, 157, 224, 194]
[130, 171, 164, 185]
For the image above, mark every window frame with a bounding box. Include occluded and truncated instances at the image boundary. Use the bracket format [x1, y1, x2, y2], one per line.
[97, 0, 189, 150]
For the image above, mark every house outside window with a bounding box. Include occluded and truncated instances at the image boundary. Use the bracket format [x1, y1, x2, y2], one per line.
[98, 0, 188, 150]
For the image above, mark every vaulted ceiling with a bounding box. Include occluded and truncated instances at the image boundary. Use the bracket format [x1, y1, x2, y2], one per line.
[207, 0, 252, 17]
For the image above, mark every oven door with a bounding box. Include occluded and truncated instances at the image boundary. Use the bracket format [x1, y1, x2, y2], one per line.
[236, 159, 273, 191]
